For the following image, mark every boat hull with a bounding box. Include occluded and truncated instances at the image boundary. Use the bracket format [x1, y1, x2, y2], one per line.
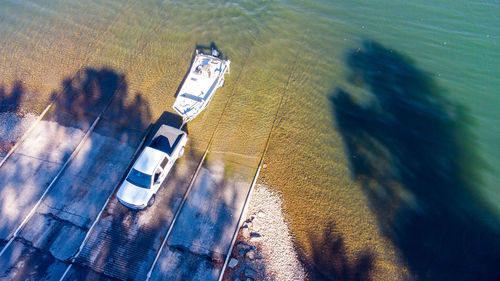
[173, 50, 230, 123]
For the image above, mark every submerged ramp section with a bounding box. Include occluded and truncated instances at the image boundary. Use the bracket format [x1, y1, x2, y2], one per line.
[0, 72, 116, 248]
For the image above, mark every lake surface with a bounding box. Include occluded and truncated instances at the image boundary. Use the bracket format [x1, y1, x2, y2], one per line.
[0, 0, 499, 280]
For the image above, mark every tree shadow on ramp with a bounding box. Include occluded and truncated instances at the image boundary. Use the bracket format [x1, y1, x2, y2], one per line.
[0, 81, 23, 113]
[0, 81, 27, 156]
[0, 67, 153, 281]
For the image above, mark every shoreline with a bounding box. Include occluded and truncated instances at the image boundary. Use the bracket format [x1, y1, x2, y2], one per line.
[223, 184, 306, 281]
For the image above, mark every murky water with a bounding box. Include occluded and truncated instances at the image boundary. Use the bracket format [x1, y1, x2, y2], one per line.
[1, 0, 499, 279]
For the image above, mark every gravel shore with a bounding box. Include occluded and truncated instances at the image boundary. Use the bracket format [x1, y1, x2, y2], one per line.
[224, 184, 306, 281]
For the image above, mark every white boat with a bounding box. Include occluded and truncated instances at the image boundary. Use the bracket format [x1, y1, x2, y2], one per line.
[173, 48, 230, 124]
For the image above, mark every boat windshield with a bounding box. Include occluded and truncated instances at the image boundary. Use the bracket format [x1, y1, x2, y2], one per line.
[126, 169, 151, 188]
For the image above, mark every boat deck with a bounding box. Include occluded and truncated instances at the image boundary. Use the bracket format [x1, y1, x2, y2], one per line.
[173, 52, 230, 122]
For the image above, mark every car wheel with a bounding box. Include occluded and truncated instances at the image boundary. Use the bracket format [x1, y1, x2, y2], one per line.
[147, 194, 155, 207]
[179, 146, 185, 158]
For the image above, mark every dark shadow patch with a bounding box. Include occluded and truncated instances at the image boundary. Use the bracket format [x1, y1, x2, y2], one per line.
[330, 40, 500, 281]
[301, 223, 373, 281]
[46, 68, 152, 131]
[0, 81, 24, 113]
[0, 81, 26, 155]
[103, 90, 152, 131]
[195, 42, 226, 60]
[153, 111, 185, 132]
[141, 111, 187, 152]
[51, 69, 121, 124]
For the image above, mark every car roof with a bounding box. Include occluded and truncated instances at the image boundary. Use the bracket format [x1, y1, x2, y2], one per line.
[133, 146, 166, 175]
[150, 125, 186, 156]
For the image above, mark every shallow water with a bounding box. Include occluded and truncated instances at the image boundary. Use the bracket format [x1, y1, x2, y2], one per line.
[0, 0, 499, 280]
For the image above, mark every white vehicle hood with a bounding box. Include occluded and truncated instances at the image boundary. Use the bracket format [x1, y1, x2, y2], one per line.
[116, 180, 151, 207]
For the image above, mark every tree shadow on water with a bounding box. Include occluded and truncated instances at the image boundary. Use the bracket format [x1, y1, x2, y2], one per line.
[49, 68, 151, 131]
[307, 223, 374, 281]
[0, 81, 23, 113]
[330, 40, 500, 281]
[0, 81, 25, 155]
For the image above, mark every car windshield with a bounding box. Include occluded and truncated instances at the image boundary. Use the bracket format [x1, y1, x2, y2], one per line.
[126, 169, 151, 188]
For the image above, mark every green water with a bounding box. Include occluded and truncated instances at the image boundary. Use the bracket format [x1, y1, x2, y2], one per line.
[0, 0, 499, 280]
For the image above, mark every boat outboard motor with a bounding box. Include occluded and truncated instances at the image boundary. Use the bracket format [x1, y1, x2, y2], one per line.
[211, 48, 220, 57]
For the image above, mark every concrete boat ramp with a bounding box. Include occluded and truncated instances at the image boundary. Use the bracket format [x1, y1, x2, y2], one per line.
[61, 158, 253, 281]
[147, 158, 253, 281]
[0, 74, 260, 281]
